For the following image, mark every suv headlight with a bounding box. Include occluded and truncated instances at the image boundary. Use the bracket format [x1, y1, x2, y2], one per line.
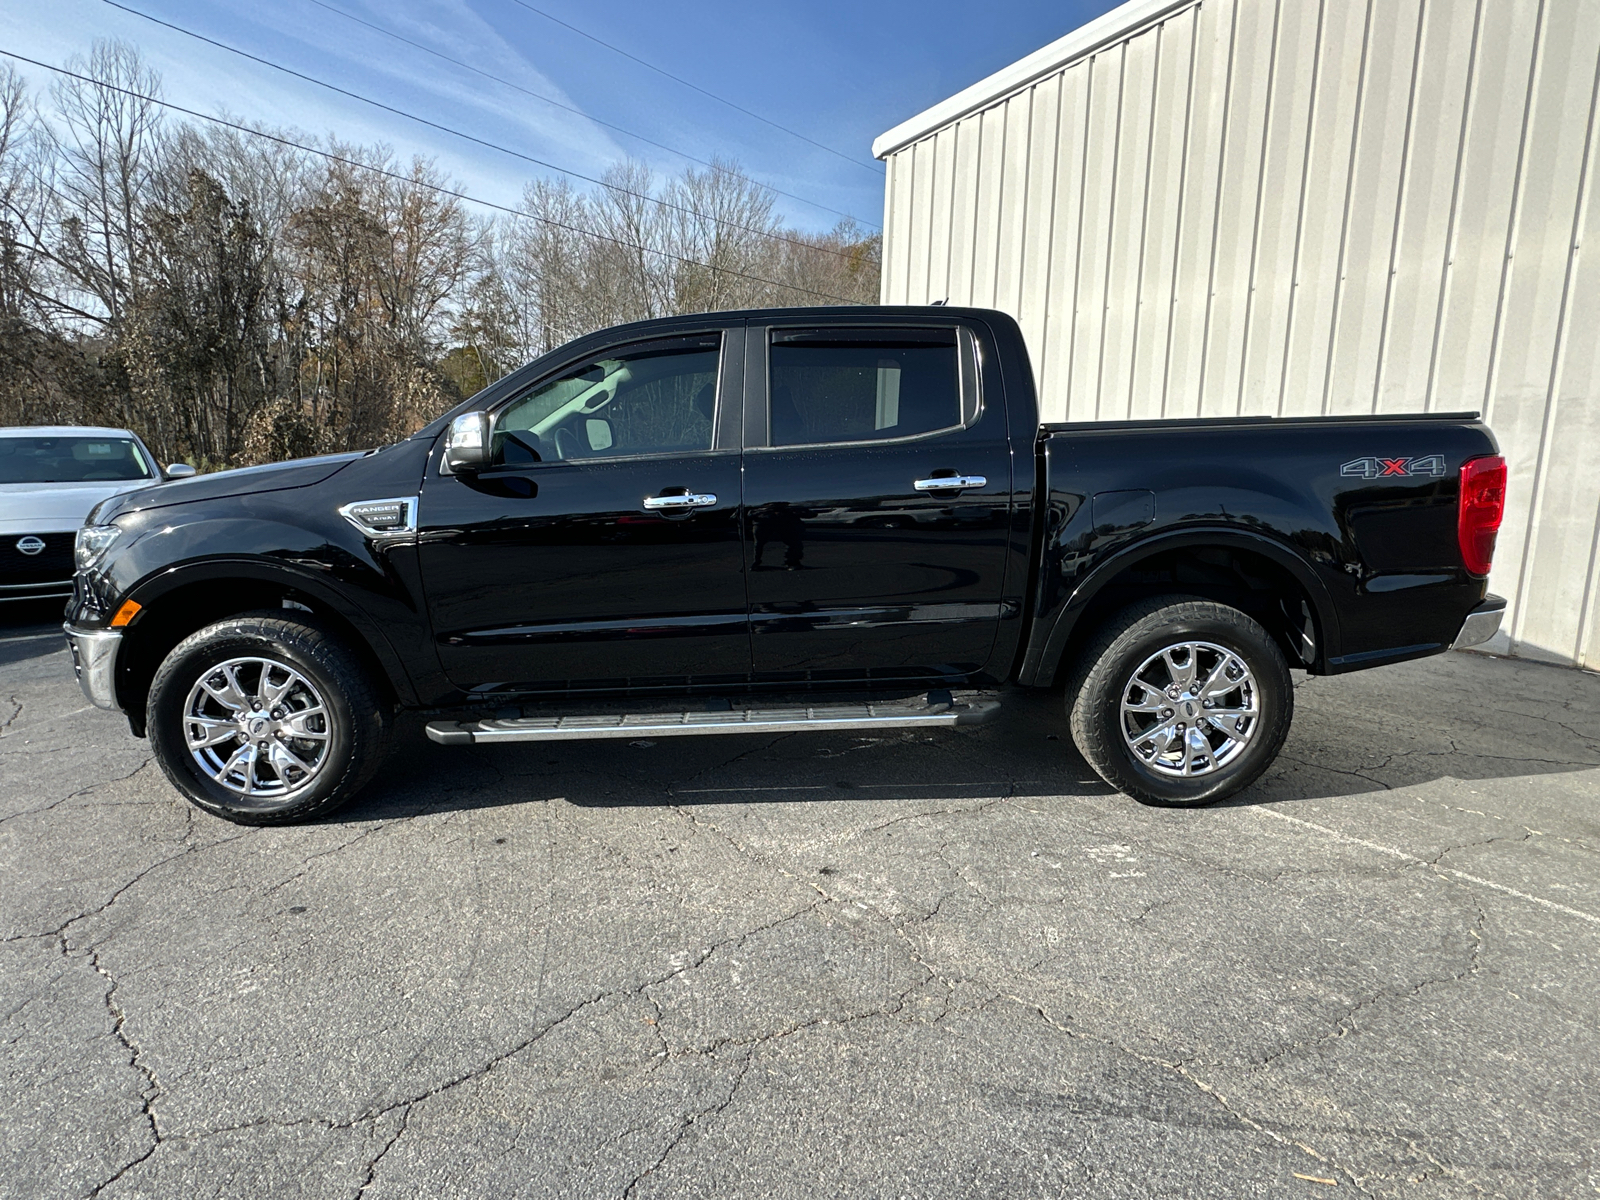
[74, 523, 122, 572]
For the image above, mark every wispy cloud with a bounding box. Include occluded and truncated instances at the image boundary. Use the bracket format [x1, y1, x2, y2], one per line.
[236, 0, 631, 171]
[7, 0, 637, 211]
[4, 0, 917, 232]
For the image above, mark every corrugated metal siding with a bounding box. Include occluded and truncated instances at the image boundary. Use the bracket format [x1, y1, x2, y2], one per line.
[880, 0, 1600, 668]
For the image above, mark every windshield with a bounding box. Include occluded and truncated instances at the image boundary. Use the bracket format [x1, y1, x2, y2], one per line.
[0, 435, 154, 483]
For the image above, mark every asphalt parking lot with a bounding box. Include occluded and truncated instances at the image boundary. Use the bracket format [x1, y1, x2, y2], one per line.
[2, 604, 1597, 1200]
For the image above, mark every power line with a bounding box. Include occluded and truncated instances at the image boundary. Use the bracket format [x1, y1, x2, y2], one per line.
[102, 0, 869, 260]
[504, 0, 884, 176]
[299, 0, 878, 229]
[100, 0, 874, 265]
[0, 49, 868, 306]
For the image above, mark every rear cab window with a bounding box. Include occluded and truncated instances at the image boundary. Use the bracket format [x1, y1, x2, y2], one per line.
[761, 326, 979, 448]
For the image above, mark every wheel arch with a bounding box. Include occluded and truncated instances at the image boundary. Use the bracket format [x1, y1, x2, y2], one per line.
[1024, 528, 1341, 688]
[114, 559, 417, 732]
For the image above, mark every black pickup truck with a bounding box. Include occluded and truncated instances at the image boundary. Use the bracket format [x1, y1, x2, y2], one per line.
[63, 306, 1507, 824]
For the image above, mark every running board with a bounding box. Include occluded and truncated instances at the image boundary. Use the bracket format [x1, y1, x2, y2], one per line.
[425, 695, 1001, 746]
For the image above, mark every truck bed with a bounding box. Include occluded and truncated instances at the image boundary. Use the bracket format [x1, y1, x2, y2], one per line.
[1021, 409, 1500, 684]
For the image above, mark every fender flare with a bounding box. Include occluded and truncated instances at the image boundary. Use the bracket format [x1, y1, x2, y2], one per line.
[123, 557, 421, 706]
[1019, 527, 1343, 686]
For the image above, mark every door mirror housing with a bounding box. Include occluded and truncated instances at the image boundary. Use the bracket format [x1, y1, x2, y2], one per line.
[445, 412, 492, 473]
[164, 462, 197, 480]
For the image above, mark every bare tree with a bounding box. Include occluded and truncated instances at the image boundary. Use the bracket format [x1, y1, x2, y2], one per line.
[46, 40, 164, 332]
[662, 158, 779, 312]
[0, 64, 119, 430]
[0, 66, 48, 323]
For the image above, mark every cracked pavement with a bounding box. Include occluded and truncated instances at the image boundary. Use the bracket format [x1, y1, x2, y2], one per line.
[2, 607, 1597, 1199]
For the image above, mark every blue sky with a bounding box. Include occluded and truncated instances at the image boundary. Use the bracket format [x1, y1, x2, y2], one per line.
[5, 0, 1123, 234]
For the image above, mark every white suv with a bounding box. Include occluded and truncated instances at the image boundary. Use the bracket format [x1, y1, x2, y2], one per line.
[0, 426, 191, 606]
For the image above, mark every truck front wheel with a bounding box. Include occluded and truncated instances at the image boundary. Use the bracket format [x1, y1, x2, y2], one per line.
[1066, 596, 1293, 806]
[146, 612, 391, 825]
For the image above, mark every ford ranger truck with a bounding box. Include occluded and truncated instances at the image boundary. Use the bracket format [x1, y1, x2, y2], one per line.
[62, 307, 1507, 824]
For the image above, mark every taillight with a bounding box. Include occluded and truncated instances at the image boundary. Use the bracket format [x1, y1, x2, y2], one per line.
[1458, 455, 1506, 576]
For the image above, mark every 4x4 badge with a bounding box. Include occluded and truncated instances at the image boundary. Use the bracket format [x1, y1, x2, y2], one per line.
[1340, 454, 1447, 479]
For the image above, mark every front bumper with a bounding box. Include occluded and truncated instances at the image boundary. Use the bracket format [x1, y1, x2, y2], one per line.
[1453, 594, 1506, 650]
[63, 624, 122, 710]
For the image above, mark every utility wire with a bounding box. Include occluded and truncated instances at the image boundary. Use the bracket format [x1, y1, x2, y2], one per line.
[0, 49, 867, 306]
[100, 0, 874, 265]
[505, 0, 883, 176]
[299, 0, 877, 229]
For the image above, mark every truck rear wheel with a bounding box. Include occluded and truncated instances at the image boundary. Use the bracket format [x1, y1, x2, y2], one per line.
[146, 612, 391, 825]
[1066, 596, 1292, 806]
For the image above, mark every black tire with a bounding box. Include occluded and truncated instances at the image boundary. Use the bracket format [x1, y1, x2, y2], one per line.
[147, 611, 391, 825]
[1065, 596, 1293, 807]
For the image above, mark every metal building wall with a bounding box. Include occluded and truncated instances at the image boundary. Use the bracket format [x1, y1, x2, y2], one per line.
[878, 0, 1600, 668]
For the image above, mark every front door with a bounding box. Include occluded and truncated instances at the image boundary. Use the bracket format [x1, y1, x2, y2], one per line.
[417, 328, 749, 695]
[741, 320, 1013, 685]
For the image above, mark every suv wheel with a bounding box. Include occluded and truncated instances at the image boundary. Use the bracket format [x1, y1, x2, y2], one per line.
[1066, 596, 1293, 806]
[147, 612, 390, 825]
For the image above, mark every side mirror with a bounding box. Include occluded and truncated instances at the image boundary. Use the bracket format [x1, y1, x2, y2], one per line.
[444, 412, 492, 473]
[164, 463, 197, 480]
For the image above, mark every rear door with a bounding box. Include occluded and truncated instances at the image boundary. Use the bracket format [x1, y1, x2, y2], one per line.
[740, 318, 1013, 684]
[416, 326, 750, 695]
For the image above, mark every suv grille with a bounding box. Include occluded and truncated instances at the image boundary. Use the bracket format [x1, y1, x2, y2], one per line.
[1, 533, 75, 584]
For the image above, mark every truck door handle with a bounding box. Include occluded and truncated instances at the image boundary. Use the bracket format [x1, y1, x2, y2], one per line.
[642, 492, 717, 511]
[914, 474, 987, 493]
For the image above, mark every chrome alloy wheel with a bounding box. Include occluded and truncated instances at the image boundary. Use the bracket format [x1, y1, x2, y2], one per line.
[182, 657, 332, 800]
[1120, 641, 1259, 777]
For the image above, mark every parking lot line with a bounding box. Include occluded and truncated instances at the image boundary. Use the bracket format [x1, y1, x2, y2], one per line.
[1254, 805, 1600, 928]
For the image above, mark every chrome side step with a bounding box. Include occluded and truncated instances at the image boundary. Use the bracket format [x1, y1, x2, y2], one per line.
[425, 694, 1000, 746]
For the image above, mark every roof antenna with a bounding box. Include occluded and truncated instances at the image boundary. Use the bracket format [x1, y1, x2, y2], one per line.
[930, 297, 948, 306]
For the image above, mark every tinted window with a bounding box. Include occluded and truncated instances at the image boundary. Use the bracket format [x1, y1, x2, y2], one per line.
[769, 331, 960, 447]
[497, 336, 720, 463]
[0, 436, 152, 483]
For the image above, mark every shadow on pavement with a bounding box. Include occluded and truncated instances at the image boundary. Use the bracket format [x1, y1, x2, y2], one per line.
[344, 664, 1600, 820]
